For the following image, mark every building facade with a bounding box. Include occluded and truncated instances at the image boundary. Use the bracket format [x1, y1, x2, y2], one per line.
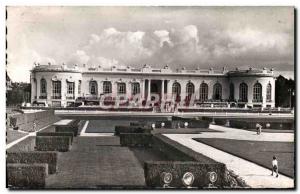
[30, 63, 276, 108]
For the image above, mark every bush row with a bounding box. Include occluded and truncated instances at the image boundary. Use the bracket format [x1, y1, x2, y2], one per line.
[119, 133, 152, 147]
[115, 125, 152, 136]
[7, 163, 48, 189]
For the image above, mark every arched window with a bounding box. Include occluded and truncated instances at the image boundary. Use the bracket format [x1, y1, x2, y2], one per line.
[117, 82, 126, 94]
[213, 83, 222, 100]
[239, 83, 248, 102]
[40, 78, 47, 95]
[172, 82, 181, 97]
[199, 82, 208, 102]
[253, 82, 262, 102]
[131, 82, 140, 95]
[266, 83, 272, 102]
[229, 83, 234, 101]
[52, 80, 61, 99]
[103, 81, 112, 94]
[89, 81, 98, 95]
[186, 82, 195, 97]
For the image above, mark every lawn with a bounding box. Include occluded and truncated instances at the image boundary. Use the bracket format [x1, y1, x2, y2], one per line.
[6, 129, 28, 144]
[194, 138, 294, 178]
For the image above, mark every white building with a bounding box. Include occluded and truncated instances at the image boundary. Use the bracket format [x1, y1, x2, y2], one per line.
[30, 63, 275, 108]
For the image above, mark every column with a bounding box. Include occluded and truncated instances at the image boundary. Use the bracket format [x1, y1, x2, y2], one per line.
[141, 79, 145, 100]
[147, 79, 151, 101]
[126, 81, 131, 99]
[30, 77, 36, 103]
[161, 80, 165, 101]
[61, 79, 66, 107]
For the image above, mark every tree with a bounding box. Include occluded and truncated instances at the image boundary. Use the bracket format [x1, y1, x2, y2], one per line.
[275, 75, 295, 108]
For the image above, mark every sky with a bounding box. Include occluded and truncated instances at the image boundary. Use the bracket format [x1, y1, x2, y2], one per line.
[6, 6, 294, 82]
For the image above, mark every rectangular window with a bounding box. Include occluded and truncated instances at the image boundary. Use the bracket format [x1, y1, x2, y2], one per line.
[67, 82, 75, 95]
[118, 83, 126, 94]
[78, 80, 81, 95]
[52, 81, 61, 99]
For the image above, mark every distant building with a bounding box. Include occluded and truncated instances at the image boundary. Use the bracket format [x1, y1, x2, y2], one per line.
[30, 64, 275, 108]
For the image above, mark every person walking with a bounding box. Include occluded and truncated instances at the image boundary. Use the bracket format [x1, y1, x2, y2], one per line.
[271, 156, 279, 178]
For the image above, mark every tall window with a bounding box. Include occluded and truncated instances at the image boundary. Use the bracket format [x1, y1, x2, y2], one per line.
[67, 82, 75, 96]
[117, 82, 126, 94]
[186, 82, 195, 97]
[103, 81, 112, 94]
[52, 81, 61, 99]
[172, 82, 181, 97]
[40, 78, 47, 95]
[89, 81, 98, 95]
[253, 82, 262, 102]
[213, 83, 222, 100]
[199, 82, 208, 101]
[229, 83, 234, 101]
[239, 83, 248, 102]
[266, 83, 272, 102]
[78, 80, 81, 95]
[131, 82, 140, 95]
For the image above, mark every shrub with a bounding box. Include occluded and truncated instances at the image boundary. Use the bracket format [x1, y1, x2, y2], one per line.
[6, 151, 57, 174]
[7, 163, 48, 189]
[35, 136, 71, 152]
[115, 126, 151, 136]
[120, 133, 152, 147]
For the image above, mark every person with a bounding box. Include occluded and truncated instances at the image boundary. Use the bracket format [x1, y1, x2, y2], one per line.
[271, 156, 279, 178]
[256, 123, 262, 135]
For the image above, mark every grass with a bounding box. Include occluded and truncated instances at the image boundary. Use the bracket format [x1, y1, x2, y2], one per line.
[194, 138, 294, 178]
[46, 136, 146, 188]
[6, 129, 28, 144]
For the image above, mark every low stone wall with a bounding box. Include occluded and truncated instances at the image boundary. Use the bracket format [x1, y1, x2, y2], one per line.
[7, 163, 48, 189]
[55, 120, 80, 136]
[115, 126, 152, 136]
[37, 132, 74, 143]
[6, 151, 58, 174]
[9, 110, 59, 132]
[35, 136, 71, 152]
[120, 133, 152, 147]
[144, 161, 226, 188]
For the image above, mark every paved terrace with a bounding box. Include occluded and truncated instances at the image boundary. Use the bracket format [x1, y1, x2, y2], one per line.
[164, 124, 294, 188]
[55, 110, 294, 119]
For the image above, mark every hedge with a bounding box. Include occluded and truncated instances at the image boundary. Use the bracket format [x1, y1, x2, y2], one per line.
[35, 136, 71, 152]
[120, 133, 153, 147]
[6, 151, 57, 174]
[7, 163, 48, 189]
[144, 161, 226, 188]
[36, 132, 74, 143]
[115, 125, 152, 136]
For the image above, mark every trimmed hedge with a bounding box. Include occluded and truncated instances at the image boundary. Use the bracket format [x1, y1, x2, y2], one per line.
[152, 134, 216, 163]
[144, 161, 226, 188]
[55, 120, 80, 136]
[35, 136, 71, 152]
[7, 163, 48, 189]
[6, 151, 57, 174]
[115, 125, 152, 136]
[120, 133, 153, 147]
[37, 132, 74, 143]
